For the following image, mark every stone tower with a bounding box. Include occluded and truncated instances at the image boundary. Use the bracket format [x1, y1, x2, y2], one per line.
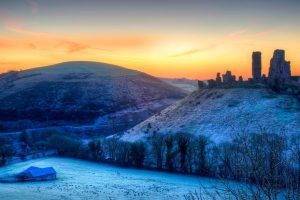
[268, 49, 291, 86]
[252, 51, 262, 81]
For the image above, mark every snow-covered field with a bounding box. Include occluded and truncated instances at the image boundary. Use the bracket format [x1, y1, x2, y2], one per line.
[0, 157, 222, 200]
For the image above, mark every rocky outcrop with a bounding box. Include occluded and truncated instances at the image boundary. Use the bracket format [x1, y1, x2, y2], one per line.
[268, 50, 291, 86]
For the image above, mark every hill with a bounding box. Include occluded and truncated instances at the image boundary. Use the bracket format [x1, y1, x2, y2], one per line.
[0, 61, 186, 133]
[121, 88, 300, 143]
[159, 78, 198, 93]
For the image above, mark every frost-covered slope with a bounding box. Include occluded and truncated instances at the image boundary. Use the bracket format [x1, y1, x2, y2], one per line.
[0, 157, 222, 200]
[0, 61, 186, 133]
[121, 88, 300, 143]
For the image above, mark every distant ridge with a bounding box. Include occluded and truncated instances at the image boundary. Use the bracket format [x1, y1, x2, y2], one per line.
[19, 61, 140, 77]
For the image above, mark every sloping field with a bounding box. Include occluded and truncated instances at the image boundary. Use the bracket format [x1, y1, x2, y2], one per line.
[122, 88, 300, 143]
[0, 157, 222, 200]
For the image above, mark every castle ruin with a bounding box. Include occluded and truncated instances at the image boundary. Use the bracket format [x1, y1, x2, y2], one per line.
[268, 49, 291, 86]
[252, 51, 262, 81]
[201, 49, 298, 89]
[222, 71, 236, 85]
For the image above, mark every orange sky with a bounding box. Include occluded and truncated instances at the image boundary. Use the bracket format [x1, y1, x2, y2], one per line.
[0, 0, 299, 80]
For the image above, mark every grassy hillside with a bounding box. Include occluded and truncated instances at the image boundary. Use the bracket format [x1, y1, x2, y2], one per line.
[0, 61, 186, 133]
[121, 88, 300, 143]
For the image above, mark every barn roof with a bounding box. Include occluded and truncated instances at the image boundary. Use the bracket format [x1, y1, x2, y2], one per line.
[20, 166, 56, 178]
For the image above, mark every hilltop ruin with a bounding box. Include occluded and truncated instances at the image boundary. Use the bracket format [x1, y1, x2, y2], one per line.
[200, 49, 300, 90]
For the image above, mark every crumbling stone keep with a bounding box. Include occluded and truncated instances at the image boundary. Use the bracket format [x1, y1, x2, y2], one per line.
[252, 51, 262, 81]
[268, 49, 291, 86]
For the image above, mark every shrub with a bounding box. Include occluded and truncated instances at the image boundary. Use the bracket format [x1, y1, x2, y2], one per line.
[88, 140, 104, 161]
[0, 138, 13, 166]
[130, 142, 146, 168]
[47, 134, 81, 157]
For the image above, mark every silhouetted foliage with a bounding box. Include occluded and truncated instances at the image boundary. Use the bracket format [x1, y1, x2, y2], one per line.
[177, 133, 190, 172]
[165, 135, 176, 171]
[0, 138, 13, 166]
[48, 134, 81, 157]
[88, 140, 104, 161]
[19, 130, 30, 146]
[130, 142, 146, 168]
[151, 134, 165, 169]
[115, 141, 131, 166]
[196, 135, 209, 176]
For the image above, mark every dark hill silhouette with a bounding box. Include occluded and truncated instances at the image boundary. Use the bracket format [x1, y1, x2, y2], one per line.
[0, 61, 187, 133]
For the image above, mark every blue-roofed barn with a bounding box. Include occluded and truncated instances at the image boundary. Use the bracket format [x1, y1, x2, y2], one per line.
[17, 166, 57, 181]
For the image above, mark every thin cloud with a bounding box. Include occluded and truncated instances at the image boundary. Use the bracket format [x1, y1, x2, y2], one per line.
[226, 30, 272, 42]
[26, 0, 39, 13]
[171, 45, 217, 57]
[28, 43, 37, 49]
[6, 22, 55, 38]
[55, 41, 90, 53]
[1, 13, 162, 57]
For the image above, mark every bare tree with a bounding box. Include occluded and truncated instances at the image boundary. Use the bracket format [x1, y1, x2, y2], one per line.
[165, 135, 176, 171]
[184, 131, 300, 200]
[88, 140, 104, 161]
[105, 137, 118, 161]
[115, 141, 131, 166]
[151, 134, 165, 169]
[0, 138, 13, 166]
[177, 133, 191, 173]
[130, 142, 146, 168]
[196, 135, 210, 176]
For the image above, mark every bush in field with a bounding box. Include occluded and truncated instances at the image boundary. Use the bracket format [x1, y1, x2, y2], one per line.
[151, 134, 165, 169]
[0, 138, 13, 166]
[48, 134, 81, 157]
[130, 142, 146, 168]
[104, 137, 118, 161]
[115, 141, 131, 166]
[195, 135, 210, 176]
[176, 133, 191, 173]
[88, 140, 104, 161]
[165, 135, 177, 171]
[19, 130, 30, 147]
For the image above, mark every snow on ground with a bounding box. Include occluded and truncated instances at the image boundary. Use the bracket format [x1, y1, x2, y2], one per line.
[122, 88, 300, 143]
[0, 157, 224, 200]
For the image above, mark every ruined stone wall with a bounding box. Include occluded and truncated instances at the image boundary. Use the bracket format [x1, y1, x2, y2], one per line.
[268, 49, 291, 86]
[252, 51, 262, 80]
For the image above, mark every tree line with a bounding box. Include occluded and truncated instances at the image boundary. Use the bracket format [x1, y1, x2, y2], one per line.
[1, 130, 300, 199]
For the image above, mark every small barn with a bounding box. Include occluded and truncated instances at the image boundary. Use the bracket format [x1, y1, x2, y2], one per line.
[17, 166, 57, 181]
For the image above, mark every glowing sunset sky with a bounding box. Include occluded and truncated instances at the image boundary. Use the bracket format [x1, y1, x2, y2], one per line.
[0, 0, 299, 79]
